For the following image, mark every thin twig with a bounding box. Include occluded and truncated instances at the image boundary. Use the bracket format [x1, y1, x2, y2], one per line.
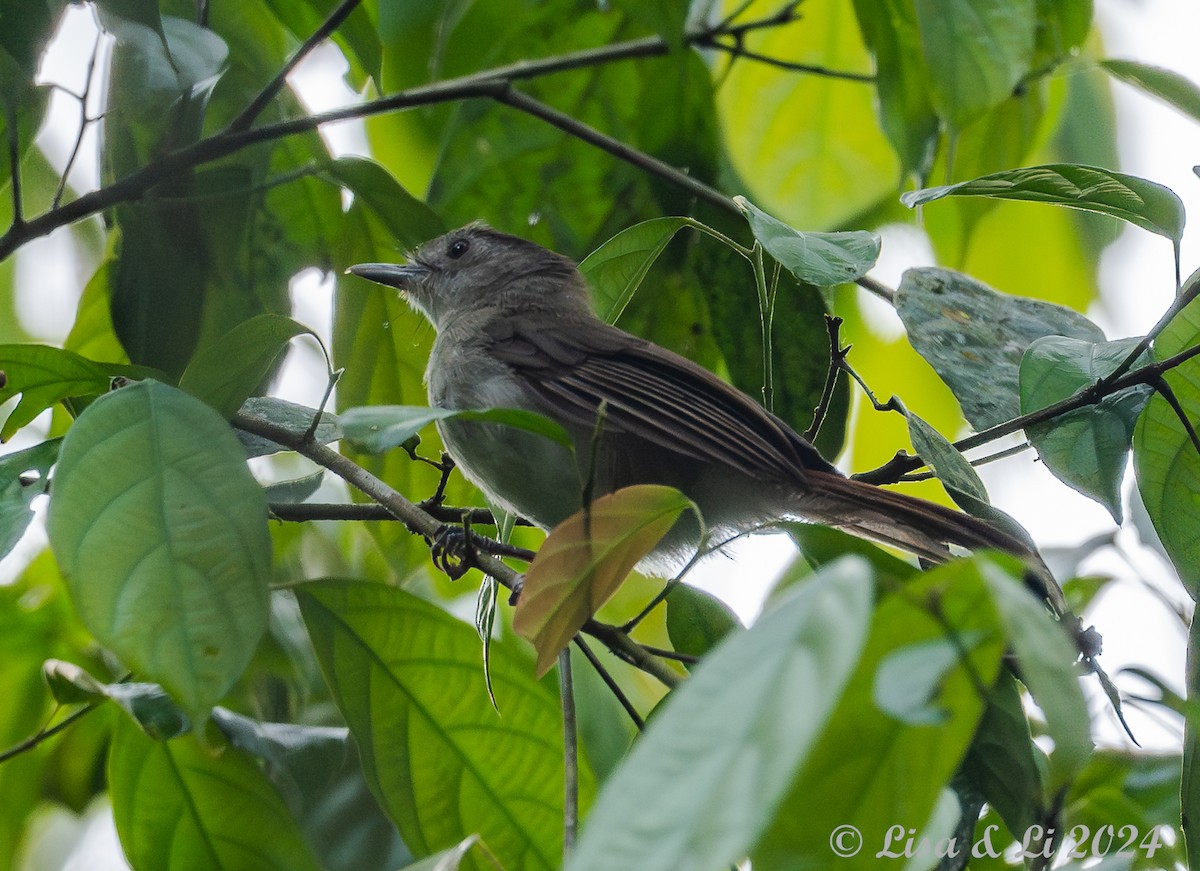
[573, 637, 645, 729]
[494, 86, 735, 215]
[267, 500, 530, 526]
[54, 27, 104, 208]
[228, 0, 363, 133]
[804, 315, 847, 441]
[898, 441, 1032, 482]
[856, 340, 1200, 485]
[856, 273, 896, 304]
[558, 648, 578, 859]
[1098, 270, 1200, 389]
[638, 645, 700, 665]
[698, 37, 874, 82]
[0, 8, 806, 261]
[0, 703, 100, 765]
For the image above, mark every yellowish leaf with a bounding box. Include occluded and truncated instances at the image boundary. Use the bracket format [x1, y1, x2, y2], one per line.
[513, 485, 693, 676]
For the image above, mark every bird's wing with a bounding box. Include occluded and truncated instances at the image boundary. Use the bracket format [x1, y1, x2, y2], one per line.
[482, 315, 835, 484]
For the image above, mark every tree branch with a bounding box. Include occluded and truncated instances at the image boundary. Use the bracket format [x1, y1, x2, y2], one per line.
[0, 6, 858, 263]
[233, 409, 682, 688]
[855, 341, 1200, 485]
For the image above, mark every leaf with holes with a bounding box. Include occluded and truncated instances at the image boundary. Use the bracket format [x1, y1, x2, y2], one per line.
[514, 485, 693, 676]
[896, 268, 1105, 429]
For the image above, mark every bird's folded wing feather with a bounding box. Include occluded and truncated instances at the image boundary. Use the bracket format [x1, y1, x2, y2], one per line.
[482, 316, 836, 484]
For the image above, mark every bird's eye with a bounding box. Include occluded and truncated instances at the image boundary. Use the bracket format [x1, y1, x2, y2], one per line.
[447, 239, 470, 259]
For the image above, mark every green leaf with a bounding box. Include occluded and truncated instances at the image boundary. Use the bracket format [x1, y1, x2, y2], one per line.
[784, 523, 919, 584]
[564, 557, 874, 871]
[913, 0, 1037, 129]
[0, 437, 58, 561]
[263, 470, 325, 504]
[178, 315, 316, 418]
[1019, 335, 1153, 521]
[873, 632, 984, 725]
[108, 716, 322, 871]
[736, 197, 880, 287]
[211, 707, 414, 871]
[513, 485, 693, 676]
[906, 411, 989, 505]
[0, 344, 145, 440]
[41, 660, 190, 739]
[979, 559, 1092, 792]
[1133, 296, 1200, 596]
[47, 381, 271, 727]
[297, 580, 591, 870]
[1101, 58, 1200, 125]
[665, 584, 742, 661]
[324, 156, 446, 250]
[716, 1, 898, 231]
[233, 396, 341, 458]
[751, 557, 1007, 867]
[579, 216, 691, 324]
[609, 0, 688, 49]
[896, 267, 1105, 429]
[902, 164, 1186, 246]
[339, 404, 574, 454]
[852, 0, 938, 178]
[959, 670, 1045, 837]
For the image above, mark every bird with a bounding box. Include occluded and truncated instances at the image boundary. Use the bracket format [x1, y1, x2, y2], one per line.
[347, 222, 1063, 609]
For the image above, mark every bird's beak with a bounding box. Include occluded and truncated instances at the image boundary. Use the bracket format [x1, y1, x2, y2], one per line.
[345, 262, 429, 289]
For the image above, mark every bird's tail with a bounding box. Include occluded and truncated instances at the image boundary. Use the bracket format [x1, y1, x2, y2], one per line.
[798, 470, 1067, 615]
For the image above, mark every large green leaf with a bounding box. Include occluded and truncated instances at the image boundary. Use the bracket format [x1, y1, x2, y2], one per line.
[296, 580, 592, 871]
[1019, 335, 1153, 522]
[665, 583, 742, 662]
[912, 0, 1037, 129]
[324, 157, 446, 250]
[1133, 297, 1200, 596]
[851, 0, 938, 178]
[47, 380, 271, 726]
[565, 557, 874, 871]
[108, 717, 321, 871]
[903, 164, 1186, 247]
[717, 0, 897, 231]
[895, 267, 1105, 430]
[980, 559, 1091, 793]
[753, 557, 1007, 867]
[959, 670, 1045, 838]
[178, 315, 317, 418]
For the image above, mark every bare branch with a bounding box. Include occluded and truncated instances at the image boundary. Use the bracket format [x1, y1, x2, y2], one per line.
[228, 0, 363, 133]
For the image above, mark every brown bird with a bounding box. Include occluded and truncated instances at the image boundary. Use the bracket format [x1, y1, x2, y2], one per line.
[349, 223, 1064, 611]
